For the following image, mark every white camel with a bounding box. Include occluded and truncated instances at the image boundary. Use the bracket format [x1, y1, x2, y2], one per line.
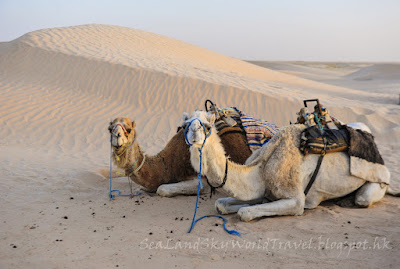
[183, 111, 392, 222]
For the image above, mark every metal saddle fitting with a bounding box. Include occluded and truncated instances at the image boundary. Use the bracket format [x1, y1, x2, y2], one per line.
[296, 99, 340, 130]
[205, 99, 238, 129]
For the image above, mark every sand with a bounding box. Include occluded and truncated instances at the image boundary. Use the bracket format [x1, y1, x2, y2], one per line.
[0, 24, 399, 268]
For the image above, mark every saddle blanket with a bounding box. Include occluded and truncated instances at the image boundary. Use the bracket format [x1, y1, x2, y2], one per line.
[239, 111, 280, 151]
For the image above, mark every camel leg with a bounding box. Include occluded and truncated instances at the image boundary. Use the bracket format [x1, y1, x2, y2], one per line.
[304, 192, 324, 209]
[237, 196, 305, 222]
[156, 177, 209, 197]
[355, 182, 387, 207]
[215, 197, 263, 215]
[387, 186, 400, 197]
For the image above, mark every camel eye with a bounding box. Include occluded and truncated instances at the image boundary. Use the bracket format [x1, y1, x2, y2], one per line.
[108, 126, 113, 133]
[126, 128, 132, 134]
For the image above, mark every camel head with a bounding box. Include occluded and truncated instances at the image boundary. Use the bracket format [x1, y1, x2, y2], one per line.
[108, 117, 136, 151]
[182, 110, 215, 147]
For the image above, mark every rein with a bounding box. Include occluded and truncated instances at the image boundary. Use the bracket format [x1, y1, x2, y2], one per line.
[206, 159, 228, 198]
[184, 118, 244, 237]
[109, 124, 142, 200]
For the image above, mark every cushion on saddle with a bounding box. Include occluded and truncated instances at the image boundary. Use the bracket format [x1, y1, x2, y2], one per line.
[344, 125, 384, 165]
[214, 107, 242, 132]
[300, 126, 349, 155]
[239, 111, 280, 151]
[344, 125, 389, 184]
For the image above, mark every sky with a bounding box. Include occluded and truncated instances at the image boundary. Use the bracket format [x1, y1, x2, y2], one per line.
[0, 0, 399, 62]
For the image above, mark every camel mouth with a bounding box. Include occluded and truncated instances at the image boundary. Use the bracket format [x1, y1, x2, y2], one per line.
[190, 139, 201, 146]
[112, 144, 126, 152]
[112, 141, 132, 151]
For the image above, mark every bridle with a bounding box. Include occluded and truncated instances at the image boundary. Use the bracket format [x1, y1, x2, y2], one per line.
[184, 117, 228, 197]
[184, 116, 242, 236]
[206, 158, 228, 198]
[183, 118, 211, 147]
[110, 122, 145, 175]
[113, 123, 130, 140]
[111, 123, 134, 158]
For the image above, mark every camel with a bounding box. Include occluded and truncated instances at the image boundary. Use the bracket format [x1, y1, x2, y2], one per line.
[183, 111, 393, 222]
[108, 117, 251, 195]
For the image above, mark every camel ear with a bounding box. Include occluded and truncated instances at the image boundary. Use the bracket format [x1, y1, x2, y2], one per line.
[182, 112, 190, 122]
[131, 120, 136, 129]
[108, 121, 114, 133]
[207, 113, 216, 126]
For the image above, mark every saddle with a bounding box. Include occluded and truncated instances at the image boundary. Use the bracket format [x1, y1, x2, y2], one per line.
[300, 126, 349, 155]
[296, 99, 348, 156]
[205, 100, 244, 136]
[295, 99, 352, 195]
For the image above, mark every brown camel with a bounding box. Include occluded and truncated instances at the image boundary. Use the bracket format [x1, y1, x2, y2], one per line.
[108, 117, 251, 196]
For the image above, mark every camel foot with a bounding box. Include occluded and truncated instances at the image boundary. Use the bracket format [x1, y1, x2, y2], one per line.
[387, 186, 400, 197]
[237, 207, 255, 222]
[237, 197, 305, 221]
[355, 182, 387, 208]
[215, 199, 247, 215]
[215, 197, 262, 215]
[156, 178, 208, 197]
[156, 185, 177, 197]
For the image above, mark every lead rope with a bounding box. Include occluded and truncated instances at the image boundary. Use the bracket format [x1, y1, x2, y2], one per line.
[312, 112, 324, 131]
[109, 135, 141, 200]
[185, 118, 244, 237]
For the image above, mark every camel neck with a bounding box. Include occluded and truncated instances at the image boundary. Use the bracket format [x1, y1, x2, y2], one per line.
[124, 139, 170, 191]
[114, 129, 194, 192]
[127, 144, 145, 175]
[199, 131, 265, 201]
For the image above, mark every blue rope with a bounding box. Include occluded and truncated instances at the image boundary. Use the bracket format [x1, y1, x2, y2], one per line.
[312, 112, 324, 131]
[184, 118, 244, 237]
[109, 135, 141, 200]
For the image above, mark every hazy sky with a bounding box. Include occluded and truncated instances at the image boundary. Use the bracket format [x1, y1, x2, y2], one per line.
[1, 0, 399, 61]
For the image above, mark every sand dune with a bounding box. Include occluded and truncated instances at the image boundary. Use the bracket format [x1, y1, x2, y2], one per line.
[250, 61, 400, 97]
[346, 63, 400, 81]
[0, 25, 399, 268]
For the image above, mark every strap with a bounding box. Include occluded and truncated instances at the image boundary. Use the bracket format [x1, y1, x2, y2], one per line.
[304, 154, 324, 195]
[128, 153, 146, 176]
[217, 126, 243, 137]
[133, 154, 146, 174]
[206, 159, 228, 198]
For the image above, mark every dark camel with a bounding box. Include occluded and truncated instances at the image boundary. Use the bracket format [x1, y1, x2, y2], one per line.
[108, 117, 251, 196]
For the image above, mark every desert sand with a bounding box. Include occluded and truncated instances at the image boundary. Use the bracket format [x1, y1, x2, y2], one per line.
[0, 24, 399, 268]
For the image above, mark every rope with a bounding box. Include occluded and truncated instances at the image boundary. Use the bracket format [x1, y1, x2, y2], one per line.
[312, 112, 324, 131]
[134, 154, 146, 173]
[109, 135, 141, 200]
[184, 118, 244, 237]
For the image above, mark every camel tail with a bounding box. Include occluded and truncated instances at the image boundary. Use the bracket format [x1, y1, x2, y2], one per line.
[387, 186, 400, 197]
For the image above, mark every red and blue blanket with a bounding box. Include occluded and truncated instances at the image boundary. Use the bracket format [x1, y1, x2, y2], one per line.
[239, 111, 280, 151]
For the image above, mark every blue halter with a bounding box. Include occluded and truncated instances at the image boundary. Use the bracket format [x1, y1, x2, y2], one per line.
[109, 129, 141, 200]
[183, 118, 244, 237]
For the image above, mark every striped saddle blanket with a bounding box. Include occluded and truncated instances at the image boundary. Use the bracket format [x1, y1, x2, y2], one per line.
[239, 111, 280, 151]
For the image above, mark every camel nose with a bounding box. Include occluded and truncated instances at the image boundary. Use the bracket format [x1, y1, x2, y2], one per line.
[190, 135, 201, 145]
[111, 133, 123, 147]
